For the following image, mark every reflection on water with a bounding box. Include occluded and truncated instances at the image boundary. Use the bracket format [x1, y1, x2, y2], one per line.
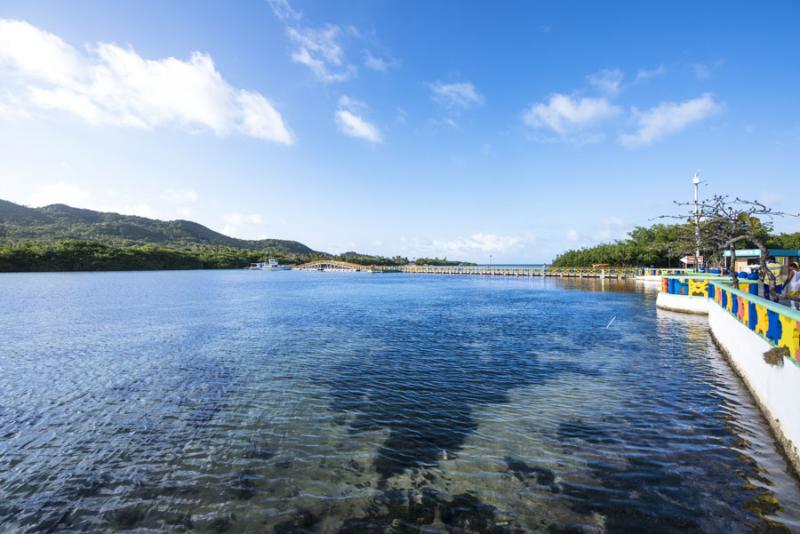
[0, 271, 798, 532]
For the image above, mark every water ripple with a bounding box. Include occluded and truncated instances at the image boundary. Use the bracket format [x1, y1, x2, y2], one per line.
[0, 271, 798, 532]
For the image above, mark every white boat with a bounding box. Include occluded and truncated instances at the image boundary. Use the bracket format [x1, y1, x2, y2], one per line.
[248, 258, 291, 270]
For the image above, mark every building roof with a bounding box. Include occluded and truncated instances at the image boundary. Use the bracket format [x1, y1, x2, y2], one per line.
[722, 249, 800, 257]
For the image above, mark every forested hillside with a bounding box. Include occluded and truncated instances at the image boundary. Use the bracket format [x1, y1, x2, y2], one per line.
[0, 199, 314, 254]
[0, 199, 423, 271]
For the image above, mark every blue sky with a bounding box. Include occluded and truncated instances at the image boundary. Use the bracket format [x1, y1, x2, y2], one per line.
[0, 0, 798, 262]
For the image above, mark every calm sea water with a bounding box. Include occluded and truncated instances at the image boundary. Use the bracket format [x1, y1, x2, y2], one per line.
[1, 271, 799, 533]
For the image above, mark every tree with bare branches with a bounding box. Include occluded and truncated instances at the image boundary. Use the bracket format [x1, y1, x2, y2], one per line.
[659, 195, 798, 298]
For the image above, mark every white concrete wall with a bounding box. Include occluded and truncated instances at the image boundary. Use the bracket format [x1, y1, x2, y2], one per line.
[655, 292, 709, 314]
[634, 275, 663, 283]
[708, 303, 800, 475]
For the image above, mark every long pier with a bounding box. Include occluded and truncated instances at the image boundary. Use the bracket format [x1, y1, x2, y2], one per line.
[396, 265, 634, 278]
[294, 260, 639, 278]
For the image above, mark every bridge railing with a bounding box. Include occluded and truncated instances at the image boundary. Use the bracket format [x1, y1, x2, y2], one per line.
[709, 280, 800, 363]
[295, 262, 650, 277]
[660, 274, 728, 298]
[635, 267, 693, 277]
[658, 273, 799, 364]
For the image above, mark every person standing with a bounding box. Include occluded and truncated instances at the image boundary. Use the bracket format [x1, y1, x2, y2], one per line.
[766, 256, 785, 301]
[782, 262, 800, 310]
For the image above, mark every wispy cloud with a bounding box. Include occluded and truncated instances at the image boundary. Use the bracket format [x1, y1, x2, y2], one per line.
[335, 95, 382, 143]
[423, 233, 525, 257]
[587, 68, 623, 96]
[269, 0, 395, 83]
[591, 216, 626, 241]
[523, 94, 620, 137]
[266, 0, 302, 22]
[430, 81, 484, 110]
[693, 64, 711, 80]
[692, 60, 725, 81]
[363, 51, 388, 71]
[620, 93, 723, 148]
[285, 25, 355, 82]
[221, 212, 267, 239]
[363, 50, 398, 72]
[0, 19, 294, 144]
[633, 65, 666, 83]
[26, 182, 158, 218]
[28, 181, 91, 208]
[588, 65, 666, 95]
[267, 0, 354, 82]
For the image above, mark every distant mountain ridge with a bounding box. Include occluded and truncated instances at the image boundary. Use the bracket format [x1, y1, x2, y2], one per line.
[0, 199, 316, 255]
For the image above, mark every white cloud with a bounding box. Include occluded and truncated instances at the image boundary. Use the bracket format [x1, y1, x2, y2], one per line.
[335, 95, 382, 143]
[28, 181, 91, 207]
[335, 110, 382, 143]
[620, 93, 723, 148]
[237, 90, 294, 142]
[337, 95, 365, 111]
[586, 66, 665, 96]
[267, 0, 354, 83]
[430, 82, 484, 110]
[523, 94, 620, 136]
[566, 229, 579, 242]
[395, 107, 408, 124]
[269, 0, 397, 83]
[286, 25, 355, 82]
[363, 51, 387, 71]
[587, 68, 623, 95]
[0, 90, 31, 119]
[266, 0, 302, 22]
[24, 182, 158, 218]
[363, 50, 397, 72]
[592, 216, 626, 241]
[434, 233, 523, 255]
[221, 212, 267, 239]
[0, 19, 293, 143]
[0, 19, 85, 87]
[758, 191, 781, 207]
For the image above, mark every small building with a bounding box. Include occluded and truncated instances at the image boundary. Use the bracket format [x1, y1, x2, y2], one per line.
[723, 249, 800, 274]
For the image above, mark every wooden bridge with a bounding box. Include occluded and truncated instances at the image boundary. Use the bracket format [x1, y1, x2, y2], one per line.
[293, 261, 638, 278]
[397, 265, 635, 278]
[293, 260, 380, 272]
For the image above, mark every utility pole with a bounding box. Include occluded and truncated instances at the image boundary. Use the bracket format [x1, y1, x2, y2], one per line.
[693, 172, 701, 272]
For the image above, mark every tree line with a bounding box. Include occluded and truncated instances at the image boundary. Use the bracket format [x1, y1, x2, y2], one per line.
[414, 257, 477, 266]
[0, 241, 478, 272]
[0, 241, 322, 272]
[553, 221, 800, 268]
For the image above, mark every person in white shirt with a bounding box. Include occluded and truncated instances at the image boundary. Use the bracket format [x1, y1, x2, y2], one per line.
[782, 262, 800, 310]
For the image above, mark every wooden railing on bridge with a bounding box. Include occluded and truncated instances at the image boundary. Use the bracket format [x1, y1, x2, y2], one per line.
[396, 265, 638, 278]
[293, 260, 377, 272]
[293, 261, 644, 278]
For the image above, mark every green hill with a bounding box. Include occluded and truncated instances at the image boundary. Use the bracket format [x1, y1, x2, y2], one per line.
[0, 199, 315, 255]
[0, 199, 423, 272]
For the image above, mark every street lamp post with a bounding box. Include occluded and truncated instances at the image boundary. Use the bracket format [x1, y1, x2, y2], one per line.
[693, 172, 701, 272]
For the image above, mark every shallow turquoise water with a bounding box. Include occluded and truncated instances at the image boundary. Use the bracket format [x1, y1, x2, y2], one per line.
[0, 271, 798, 532]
